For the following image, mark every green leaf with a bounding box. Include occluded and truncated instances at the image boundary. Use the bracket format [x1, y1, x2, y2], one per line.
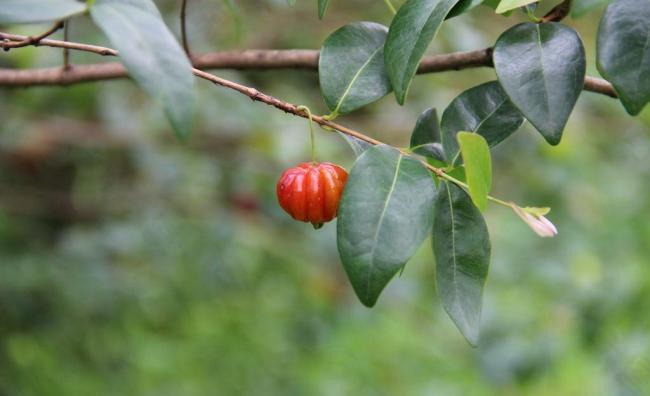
[410, 108, 441, 147]
[339, 133, 373, 157]
[457, 132, 492, 211]
[597, 0, 650, 115]
[441, 81, 524, 164]
[446, 166, 466, 183]
[287, 0, 297, 6]
[318, 0, 329, 18]
[90, 0, 196, 140]
[384, 0, 461, 105]
[0, 0, 87, 24]
[447, 0, 484, 18]
[337, 145, 437, 307]
[433, 181, 490, 346]
[494, 23, 586, 145]
[319, 22, 391, 115]
[494, 0, 538, 13]
[410, 108, 445, 161]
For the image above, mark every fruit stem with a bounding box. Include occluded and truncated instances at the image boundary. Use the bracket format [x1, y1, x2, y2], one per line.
[297, 105, 317, 164]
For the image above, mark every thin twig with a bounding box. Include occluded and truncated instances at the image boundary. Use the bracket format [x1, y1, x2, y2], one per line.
[63, 21, 71, 71]
[0, 33, 618, 98]
[0, 32, 117, 56]
[192, 69, 383, 146]
[0, 21, 64, 51]
[180, 0, 192, 58]
[192, 69, 444, 179]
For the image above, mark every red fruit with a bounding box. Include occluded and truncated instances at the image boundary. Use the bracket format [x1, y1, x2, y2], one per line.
[276, 162, 348, 228]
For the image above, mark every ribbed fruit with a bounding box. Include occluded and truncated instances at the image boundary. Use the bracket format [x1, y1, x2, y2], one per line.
[276, 162, 348, 228]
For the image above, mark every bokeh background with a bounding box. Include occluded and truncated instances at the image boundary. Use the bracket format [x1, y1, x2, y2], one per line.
[1, 0, 650, 394]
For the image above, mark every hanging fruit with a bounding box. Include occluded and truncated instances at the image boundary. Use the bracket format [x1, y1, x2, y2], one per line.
[276, 162, 348, 228]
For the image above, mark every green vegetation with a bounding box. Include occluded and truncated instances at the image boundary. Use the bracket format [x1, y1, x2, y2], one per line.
[1, 0, 649, 394]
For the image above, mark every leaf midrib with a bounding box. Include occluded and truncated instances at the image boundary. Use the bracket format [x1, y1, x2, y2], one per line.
[333, 45, 383, 114]
[449, 97, 507, 164]
[365, 154, 403, 300]
[399, 0, 456, 98]
[445, 182, 460, 305]
[535, 24, 552, 119]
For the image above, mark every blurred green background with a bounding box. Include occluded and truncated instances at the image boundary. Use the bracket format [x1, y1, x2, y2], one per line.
[1, 0, 650, 394]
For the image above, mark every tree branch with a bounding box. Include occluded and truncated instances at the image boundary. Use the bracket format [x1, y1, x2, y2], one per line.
[0, 32, 117, 56]
[0, 25, 609, 211]
[0, 32, 389, 164]
[191, 68, 386, 147]
[0, 31, 617, 100]
[0, 22, 64, 51]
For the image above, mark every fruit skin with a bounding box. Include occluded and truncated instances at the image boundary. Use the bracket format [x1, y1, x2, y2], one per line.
[276, 162, 348, 228]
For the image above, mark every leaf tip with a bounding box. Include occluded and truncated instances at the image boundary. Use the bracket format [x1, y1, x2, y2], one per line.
[358, 292, 379, 308]
[543, 133, 562, 146]
[394, 91, 406, 106]
[448, 307, 481, 346]
[621, 98, 647, 116]
[466, 334, 480, 347]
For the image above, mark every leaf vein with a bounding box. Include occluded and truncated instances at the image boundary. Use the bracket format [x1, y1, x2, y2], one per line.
[450, 97, 507, 164]
[333, 45, 383, 114]
[446, 182, 460, 304]
[535, 24, 552, 119]
[365, 153, 403, 301]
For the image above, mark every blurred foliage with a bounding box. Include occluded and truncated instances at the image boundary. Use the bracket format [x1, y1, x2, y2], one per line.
[1, 0, 650, 395]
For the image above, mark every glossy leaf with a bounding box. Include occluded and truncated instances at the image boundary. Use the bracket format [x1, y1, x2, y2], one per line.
[597, 0, 650, 115]
[339, 133, 373, 157]
[494, 23, 586, 145]
[0, 0, 87, 24]
[384, 0, 461, 105]
[318, 0, 329, 18]
[410, 108, 445, 162]
[337, 145, 436, 307]
[448, 0, 484, 18]
[494, 0, 538, 13]
[90, 0, 196, 140]
[433, 181, 490, 346]
[319, 22, 391, 115]
[457, 132, 492, 211]
[441, 81, 524, 164]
